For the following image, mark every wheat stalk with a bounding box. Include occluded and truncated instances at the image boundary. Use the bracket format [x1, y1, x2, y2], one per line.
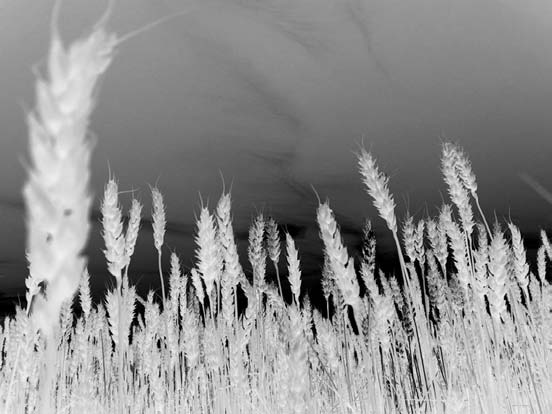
[288, 305, 309, 414]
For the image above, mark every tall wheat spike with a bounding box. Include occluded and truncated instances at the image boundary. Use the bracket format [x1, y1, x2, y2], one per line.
[21, 8, 117, 412]
[24, 15, 116, 337]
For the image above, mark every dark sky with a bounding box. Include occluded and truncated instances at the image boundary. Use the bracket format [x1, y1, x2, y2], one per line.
[1, 0, 552, 313]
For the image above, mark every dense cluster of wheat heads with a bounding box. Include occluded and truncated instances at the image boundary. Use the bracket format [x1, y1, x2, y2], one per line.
[1, 17, 552, 414]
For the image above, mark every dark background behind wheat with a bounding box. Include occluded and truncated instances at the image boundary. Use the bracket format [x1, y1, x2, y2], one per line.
[1, 0, 551, 315]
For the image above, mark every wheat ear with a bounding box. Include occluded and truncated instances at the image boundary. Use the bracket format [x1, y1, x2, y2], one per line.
[488, 224, 509, 322]
[454, 143, 492, 237]
[24, 16, 115, 338]
[267, 216, 284, 297]
[101, 178, 126, 289]
[124, 198, 142, 274]
[441, 142, 475, 237]
[216, 191, 243, 325]
[248, 214, 267, 290]
[151, 186, 167, 303]
[286, 233, 302, 305]
[22, 14, 116, 413]
[79, 267, 92, 319]
[508, 223, 530, 298]
[316, 202, 360, 314]
[195, 206, 223, 312]
[357, 148, 407, 283]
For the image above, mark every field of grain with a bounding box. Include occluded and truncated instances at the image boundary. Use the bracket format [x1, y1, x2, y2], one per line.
[0, 14, 551, 414]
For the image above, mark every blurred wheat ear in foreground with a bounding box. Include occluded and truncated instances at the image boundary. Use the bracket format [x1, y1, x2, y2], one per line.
[17, 11, 117, 412]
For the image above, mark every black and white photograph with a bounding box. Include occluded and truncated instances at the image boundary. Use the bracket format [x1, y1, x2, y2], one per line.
[0, 0, 551, 412]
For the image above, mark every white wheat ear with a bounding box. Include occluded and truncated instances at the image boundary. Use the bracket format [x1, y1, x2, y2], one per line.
[169, 252, 182, 309]
[195, 206, 223, 301]
[101, 178, 126, 288]
[316, 201, 360, 313]
[357, 149, 397, 233]
[191, 268, 206, 309]
[24, 19, 116, 338]
[402, 215, 416, 263]
[216, 191, 243, 325]
[267, 216, 284, 297]
[248, 213, 267, 290]
[508, 223, 530, 297]
[286, 233, 302, 305]
[488, 224, 509, 322]
[124, 198, 142, 270]
[151, 186, 167, 303]
[541, 229, 552, 260]
[79, 267, 92, 319]
[357, 148, 408, 282]
[453, 143, 492, 238]
[441, 142, 474, 237]
[21, 16, 117, 414]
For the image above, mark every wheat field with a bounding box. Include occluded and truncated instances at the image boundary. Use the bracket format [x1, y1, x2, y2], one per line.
[0, 13, 551, 414]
